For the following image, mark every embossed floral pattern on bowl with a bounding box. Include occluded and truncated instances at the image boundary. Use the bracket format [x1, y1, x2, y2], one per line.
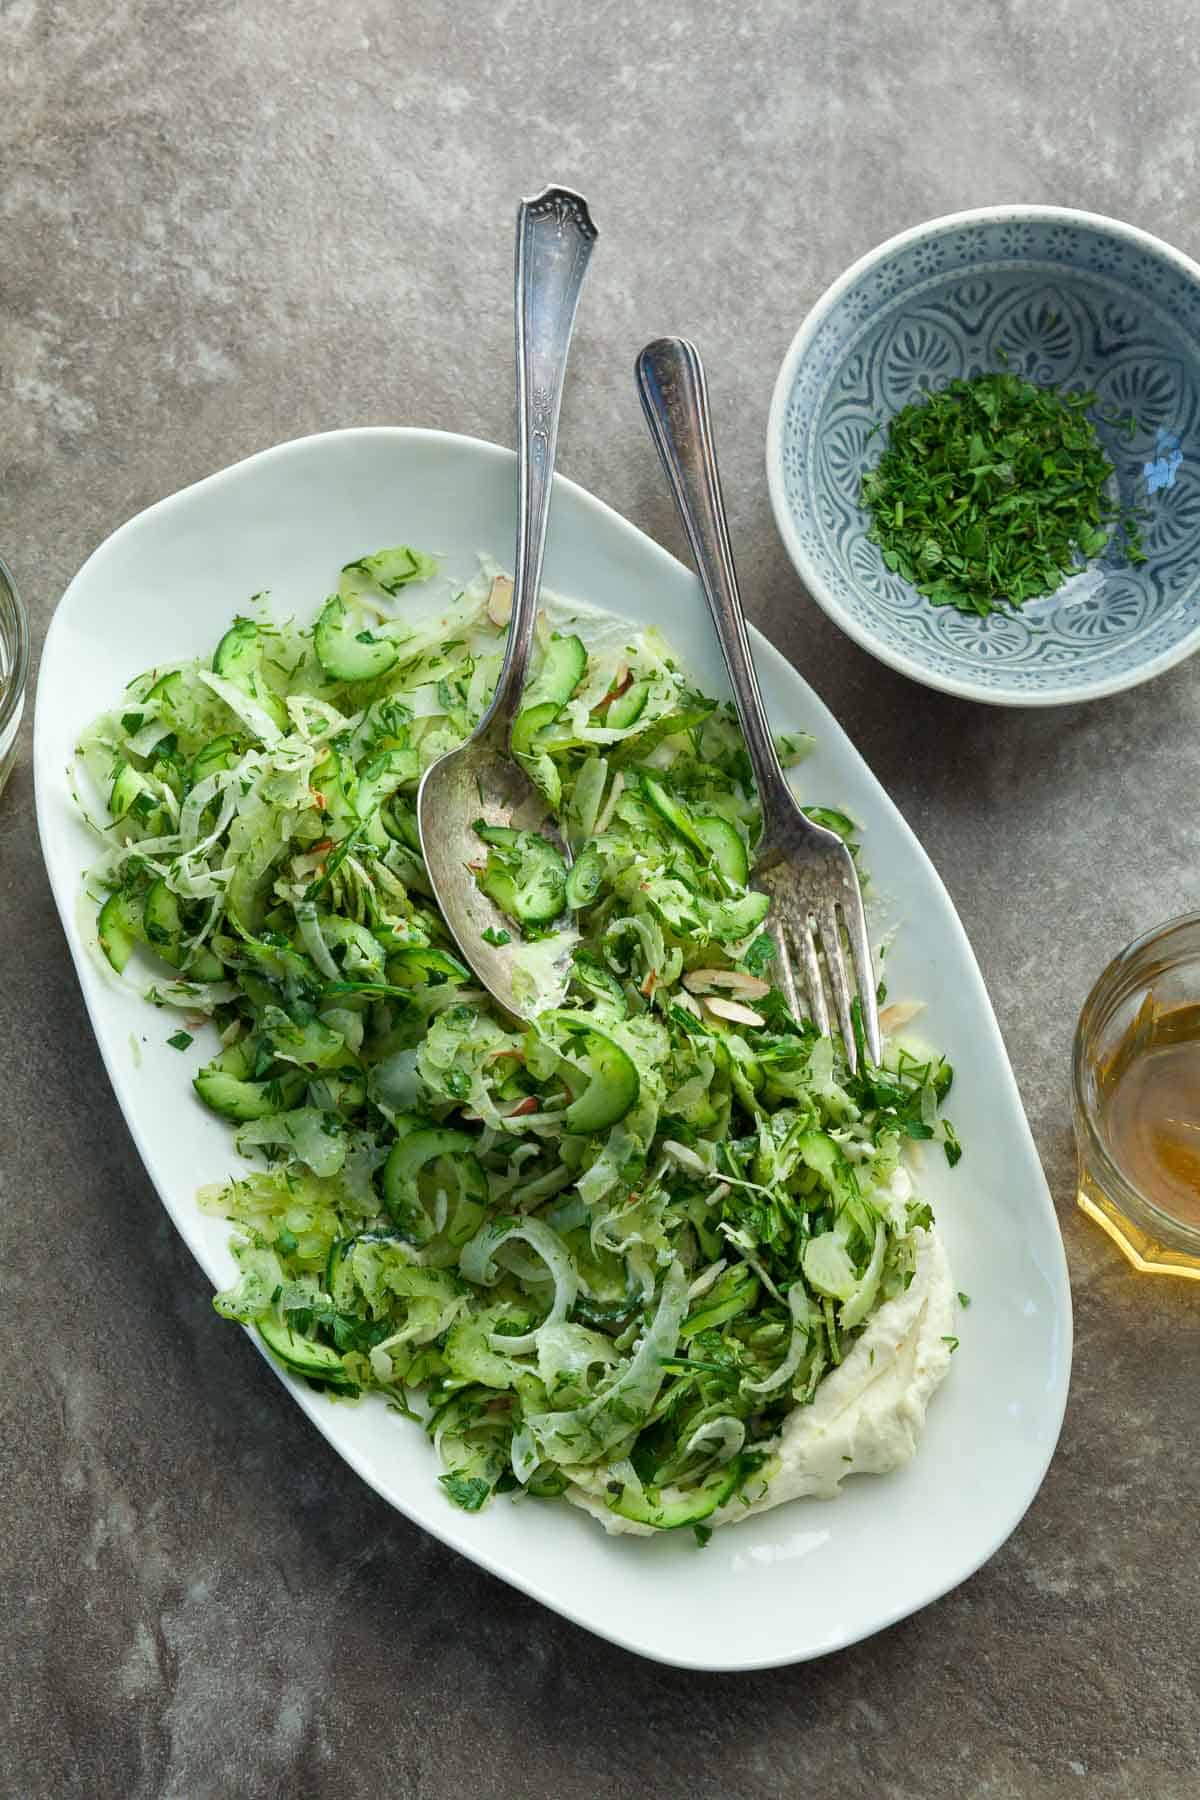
[767, 207, 1200, 705]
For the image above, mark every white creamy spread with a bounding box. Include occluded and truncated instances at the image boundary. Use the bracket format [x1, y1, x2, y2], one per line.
[567, 1222, 956, 1536]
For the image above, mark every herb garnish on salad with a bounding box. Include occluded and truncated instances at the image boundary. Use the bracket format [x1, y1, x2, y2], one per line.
[75, 551, 959, 1534]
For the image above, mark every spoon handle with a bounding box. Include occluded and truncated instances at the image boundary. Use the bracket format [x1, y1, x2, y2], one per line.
[486, 185, 598, 746]
[635, 335, 795, 844]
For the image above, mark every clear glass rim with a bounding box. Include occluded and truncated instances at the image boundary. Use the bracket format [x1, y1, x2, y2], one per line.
[0, 554, 29, 743]
[1072, 910, 1200, 1254]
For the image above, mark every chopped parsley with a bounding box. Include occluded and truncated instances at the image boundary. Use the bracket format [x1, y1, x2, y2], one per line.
[861, 372, 1146, 618]
[743, 932, 775, 977]
[438, 1472, 493, 1512]
[942, 1120, 963, 1168]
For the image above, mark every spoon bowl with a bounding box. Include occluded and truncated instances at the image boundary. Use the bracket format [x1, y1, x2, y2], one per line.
[417, 718, 577, 1018]
[416, 185, 596, 1018]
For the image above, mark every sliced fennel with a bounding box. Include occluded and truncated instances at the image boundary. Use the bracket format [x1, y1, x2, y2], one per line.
[75, 548, 960, 1535]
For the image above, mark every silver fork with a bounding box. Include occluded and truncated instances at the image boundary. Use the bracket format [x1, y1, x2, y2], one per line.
[636, 336, 881, 1073]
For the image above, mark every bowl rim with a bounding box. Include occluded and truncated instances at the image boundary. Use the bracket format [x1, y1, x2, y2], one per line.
[765, 203, 1200, 708]
[0, 552, 29, 743]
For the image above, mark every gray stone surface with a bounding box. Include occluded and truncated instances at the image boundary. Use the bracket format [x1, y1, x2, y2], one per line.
[3, 2, 1200, 1795]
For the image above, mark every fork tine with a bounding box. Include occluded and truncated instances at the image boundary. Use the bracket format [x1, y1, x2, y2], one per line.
[768, 918, 802, 1023]
[818, 900, 858, 1074]
[796, 916, 830, 1038]
[838, 886, 881, 1067]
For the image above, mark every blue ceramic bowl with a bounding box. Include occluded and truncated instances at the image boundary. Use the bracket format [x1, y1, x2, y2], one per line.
[767, 207, 1200, 705]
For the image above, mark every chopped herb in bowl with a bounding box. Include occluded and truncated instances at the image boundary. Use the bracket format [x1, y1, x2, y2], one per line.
[860, 372, 1145, 619]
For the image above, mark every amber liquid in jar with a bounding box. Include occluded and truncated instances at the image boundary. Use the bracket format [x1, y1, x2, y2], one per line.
[1096, 1000, 1200, 1230]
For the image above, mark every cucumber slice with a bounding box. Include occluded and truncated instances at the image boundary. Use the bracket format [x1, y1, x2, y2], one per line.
[641, 775, 709, 859]
[313, 595, 398, 683]
[527, 633, 587, 708]
[564, 842, 604, 909]
[143, 878, 185, 950]
[193, 1068, 306, 1121]
[213, 620, 289, 730]
[213, 618, 261, 684]
[804, 805, 857, 842]
[144, 669, 182, 706]
[609, 703, 716, 769]
[256, 1317, 354, 1389]
[381, 797, 422, 853]
[570, 1289, 640, 1329]
[511, 634, 586, 752]
[318, 915, 386, 979]
[356, 748, 419, 820]
[704, 890, 770, 941]
[681, 1264, 759, 1338]
[97, 889, 145, 972]
[230, 934, 321, 993]
[190, 733, 242, 786]
[320, 1071, 367, 1112]
[568, 950, 627, 1015]
[140, 671, 186, 744]
[382, 1127, 486, 1244]
[143, 879, 223, 980]
[603, 678, 651, 730]
[473, 822, 567, 927]
[339, 545, 436, 601]
[526, 1465, 570, 1498]
[384, 946, 469, 988]
[208, 1037, 254, 1079]
[607, 1456, 745, 1530]
[443, 1314, 519, 1389]
[693, 816, 749, 886]
[510, 700, 559, 757]
[109, 760, 160, 825]
[539, 1011, 639, 1133]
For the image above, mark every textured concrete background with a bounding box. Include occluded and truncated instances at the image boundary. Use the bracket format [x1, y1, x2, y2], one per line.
[3, 2, 1200, 1795]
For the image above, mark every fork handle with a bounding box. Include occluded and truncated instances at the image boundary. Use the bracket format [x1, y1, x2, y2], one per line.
[636, 337, 795, 849]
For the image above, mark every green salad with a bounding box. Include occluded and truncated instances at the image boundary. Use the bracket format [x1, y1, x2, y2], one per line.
[75, 550, 959, 1536]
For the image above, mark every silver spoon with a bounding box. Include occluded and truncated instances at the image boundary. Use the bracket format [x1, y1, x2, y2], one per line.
[417, 185, 597, 1019]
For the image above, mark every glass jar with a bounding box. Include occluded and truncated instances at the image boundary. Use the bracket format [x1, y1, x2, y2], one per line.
[1073, 913, 1200, 1278]
[0, 556, 29, 803]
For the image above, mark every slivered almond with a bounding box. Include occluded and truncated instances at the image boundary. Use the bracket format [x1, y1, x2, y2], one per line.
[879, 1000, 926, 1034]
[672, 989, 703, 1018]
[486, 574, 514, 628]
[682, 969, 718, 994]
[684, 968, 771, 1000]
[508, 1095, 541, 1117]
[702, 995, 766, 1028]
